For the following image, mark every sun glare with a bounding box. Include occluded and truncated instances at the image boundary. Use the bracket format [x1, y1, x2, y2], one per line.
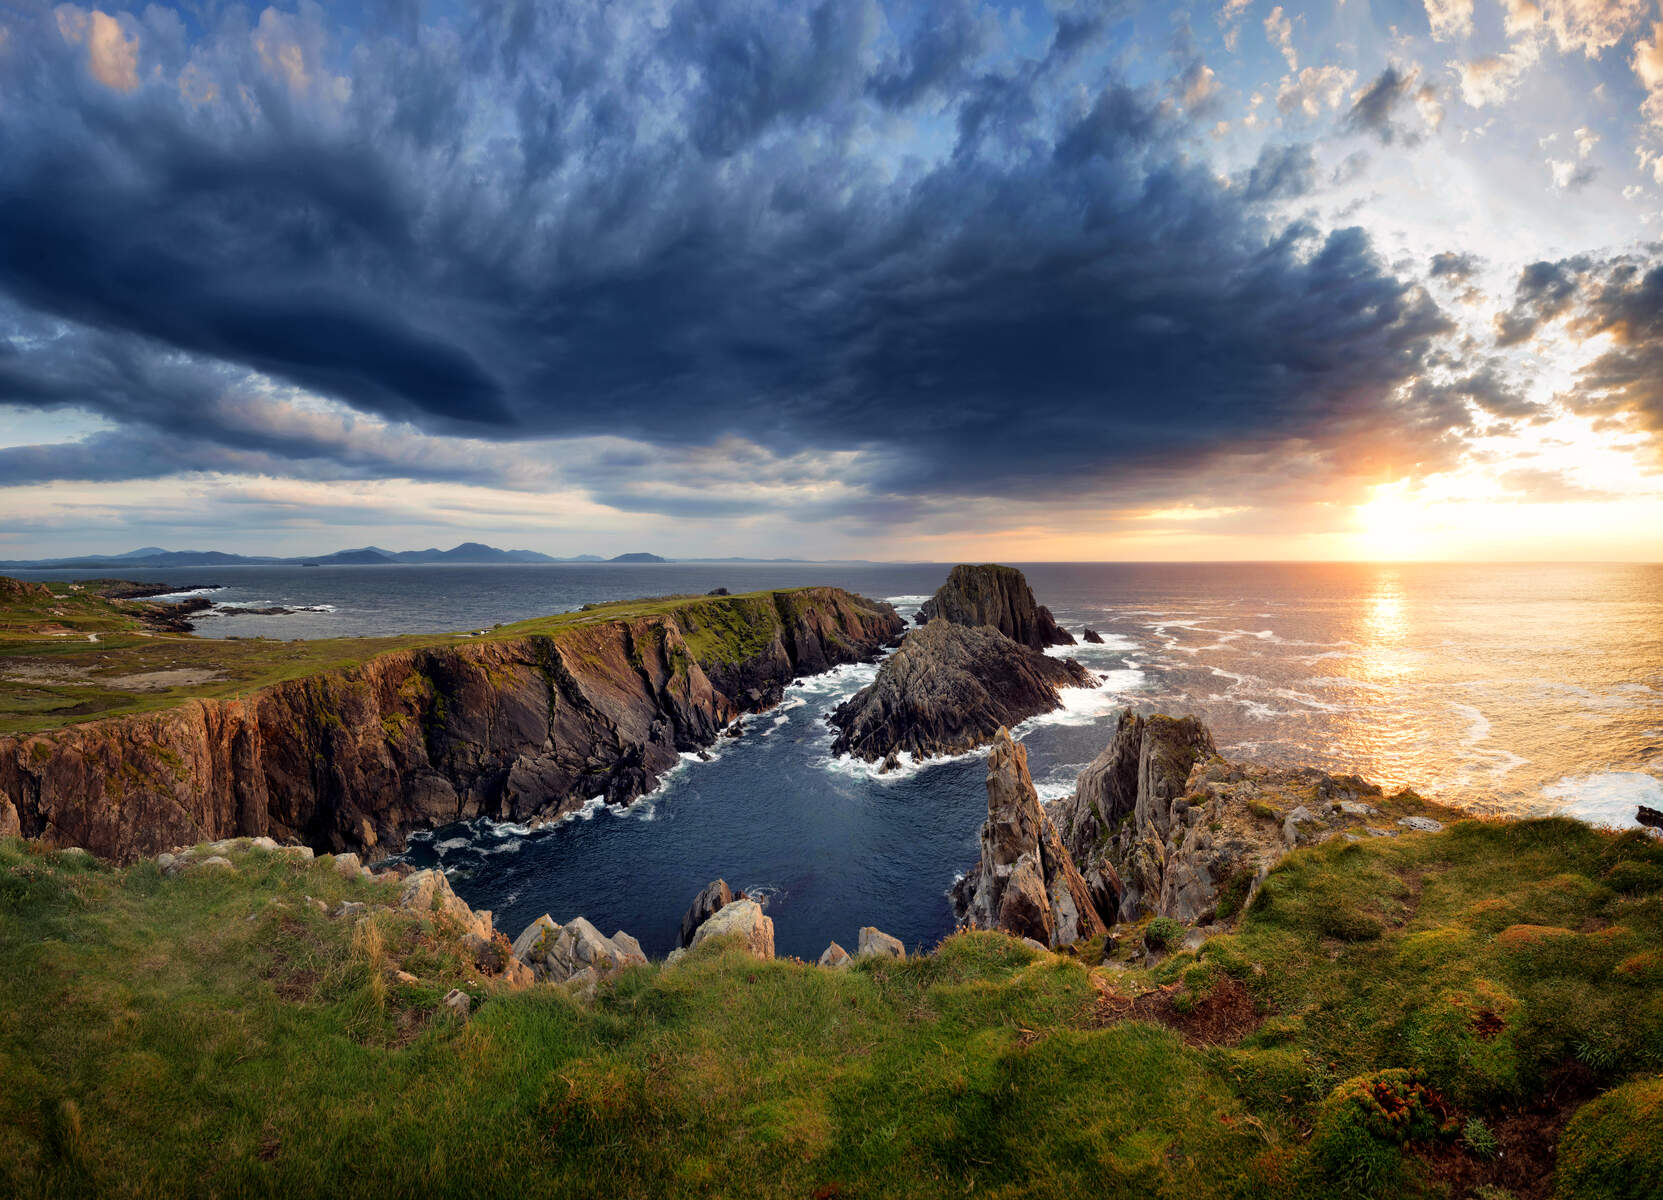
[1354, 479, 1426, 561]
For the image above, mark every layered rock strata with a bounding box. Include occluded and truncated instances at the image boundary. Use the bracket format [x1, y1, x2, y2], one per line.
[951, 729, 1110, 949]
[916, 564, 1074, 649]
[829, 621, 1093, 762]
[0, 588, 903, 862]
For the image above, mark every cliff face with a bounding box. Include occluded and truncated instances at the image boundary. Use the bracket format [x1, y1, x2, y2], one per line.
[916, 564, 1074, 649]
[827, 620, 1094, 763]
[0, 588, 901, 862]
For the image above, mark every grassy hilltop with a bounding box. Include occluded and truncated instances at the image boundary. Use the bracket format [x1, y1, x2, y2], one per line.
[3, 815, 1661, 1199]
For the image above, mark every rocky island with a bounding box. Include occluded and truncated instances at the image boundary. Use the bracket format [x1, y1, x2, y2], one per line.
[829, 563, 1095, 764]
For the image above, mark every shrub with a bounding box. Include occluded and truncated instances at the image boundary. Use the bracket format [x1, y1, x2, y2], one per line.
[1554, 1076, 1663, 1200]
[1309, 1069, 1455, 1196]
[1144, 917, 1185, 951]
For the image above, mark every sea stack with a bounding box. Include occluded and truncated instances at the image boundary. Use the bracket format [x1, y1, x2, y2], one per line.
[916, 564, 1075, 649]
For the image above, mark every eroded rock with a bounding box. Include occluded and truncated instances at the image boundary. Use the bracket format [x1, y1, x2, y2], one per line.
[916, 564, 1074, 649]
[951, 729, 1110, 948]
[688, 898, 774, 959]
[829, 622, 1094, 762]
[857, 927, 904, 960]
[512, 914, 649, 983]
[678, 879, 733, 948]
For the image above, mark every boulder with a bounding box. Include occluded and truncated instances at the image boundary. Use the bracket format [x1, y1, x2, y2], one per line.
[689, 898, 775, 959]
[829, 621, 1094, 762]
[333, 852, 362, 877]
[399, 868, 496, 946]
[441, 988, 471, 1019]
[1640, 805, 1663, 831]
[951, 730, 1110, 949]
[197, 855, 234, 871]
[818, 941, 852, 968]
[512, 914, 649, 984]
[332, 900, 369, 919]
[857, 927, 904, 960]
[1398, 816, 1444, 833]
[1082, 628, 1105, 644]
[916, 564, 1074, 649]
[678, 879, 734, 948]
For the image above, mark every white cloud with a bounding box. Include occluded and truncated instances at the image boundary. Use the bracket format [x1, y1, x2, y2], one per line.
[1539, 0, 1649, 58]
[1265, 6, 1297, 71]
[1276, 65, 1358, 116]
[1633, 20, 1663, 127]
[1424, 0, 1475, 41]
[1454, 37, 1542, 107]
[54, 6, 139, 92]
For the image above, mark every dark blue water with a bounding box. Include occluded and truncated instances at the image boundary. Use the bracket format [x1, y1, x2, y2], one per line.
[14, 561, 1663, 959]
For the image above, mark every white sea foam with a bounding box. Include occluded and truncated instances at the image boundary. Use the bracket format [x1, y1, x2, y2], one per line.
[1542, 771, 1662, 829]
[434, 837, 469, 853]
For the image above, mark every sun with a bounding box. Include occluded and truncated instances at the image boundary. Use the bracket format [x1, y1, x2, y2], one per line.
[1353, 479, 1426, 561]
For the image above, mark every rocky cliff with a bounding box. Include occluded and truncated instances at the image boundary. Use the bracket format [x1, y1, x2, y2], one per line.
[0, 587, 902, 863]
[827, 620, 1094, 763]
[916, 564, 1073, 649]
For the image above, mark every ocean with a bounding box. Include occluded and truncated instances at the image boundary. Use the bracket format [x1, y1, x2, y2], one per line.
[15, 561, 1662, 959]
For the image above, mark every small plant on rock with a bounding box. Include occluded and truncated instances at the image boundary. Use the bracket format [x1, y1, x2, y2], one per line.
[1144, 917, 1185, 951]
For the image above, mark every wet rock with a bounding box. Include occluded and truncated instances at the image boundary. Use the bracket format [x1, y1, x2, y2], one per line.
[689, 898, 775, 959]
[677, 879, 734, 948]
[1637, 805, 1661, 831]
[1082, 628, 1105, 644]
[857, 926, 905, 960]
[916, 564, 1074, 649]
[829, 622, 1094, 762]
[952, 729, 1110, 948]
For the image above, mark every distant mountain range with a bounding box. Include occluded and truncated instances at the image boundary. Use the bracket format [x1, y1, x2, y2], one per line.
[0, 543, 697, 569]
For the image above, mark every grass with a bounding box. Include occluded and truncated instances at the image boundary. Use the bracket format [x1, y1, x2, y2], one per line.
[2, 815, 1661, 1198]
[0, 582, 876, 736]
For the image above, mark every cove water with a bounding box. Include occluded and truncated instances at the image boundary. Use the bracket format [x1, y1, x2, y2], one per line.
[16, 561, 1662, 959]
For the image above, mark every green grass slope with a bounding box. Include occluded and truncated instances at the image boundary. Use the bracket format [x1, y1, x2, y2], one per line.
[2, 815, 1660, 1199]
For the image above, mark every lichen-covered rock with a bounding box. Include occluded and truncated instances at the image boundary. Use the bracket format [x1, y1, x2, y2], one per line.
[916, 564, 1074, 649]
[688, 898, 774, 959]
[857, 927, 904, 960]
[677, 879, 733, 948]
[952, 729, 1111, 948]
[829, 622, 1094, 762]
[511, 914, 649, 983]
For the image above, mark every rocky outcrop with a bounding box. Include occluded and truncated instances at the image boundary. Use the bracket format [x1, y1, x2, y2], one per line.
[829, 621, 1094, 762]
[917, 564, 1073, 649]
[951, 730, 1110, 949]
[688, 897, 774, 959]
[1639, 805, 1662, 831]
[857, 926, 905, 960]
[511, 914, 648, 985]
[1048, 710, 1451, 925]
[0, 587, 903, 863]
[677, 879, 734, 948]
[1082, 628, 1104, 644]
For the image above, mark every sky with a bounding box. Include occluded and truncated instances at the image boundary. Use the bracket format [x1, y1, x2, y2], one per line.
[2, 0, 1662, 561]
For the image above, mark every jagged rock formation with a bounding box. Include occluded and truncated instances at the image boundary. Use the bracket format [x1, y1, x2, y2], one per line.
[677, 878, 733, 948]
[951, 730, 1110, 949]
[511, 914, 648, 986]
[829, 621, 1094, 762]
[0, 587, 902, 862]
[1047, 710, 1452, 925]
[1082, 628, 1104, 644]
[917, 564, 1074, 649]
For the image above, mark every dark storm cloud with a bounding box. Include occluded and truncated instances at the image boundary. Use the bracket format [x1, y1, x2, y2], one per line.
[1429, 251, 1481, 281]
[1343, 65, 1429, 146]
[1494, 257, 1594, 346]
[0, 0, 1459, 508]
